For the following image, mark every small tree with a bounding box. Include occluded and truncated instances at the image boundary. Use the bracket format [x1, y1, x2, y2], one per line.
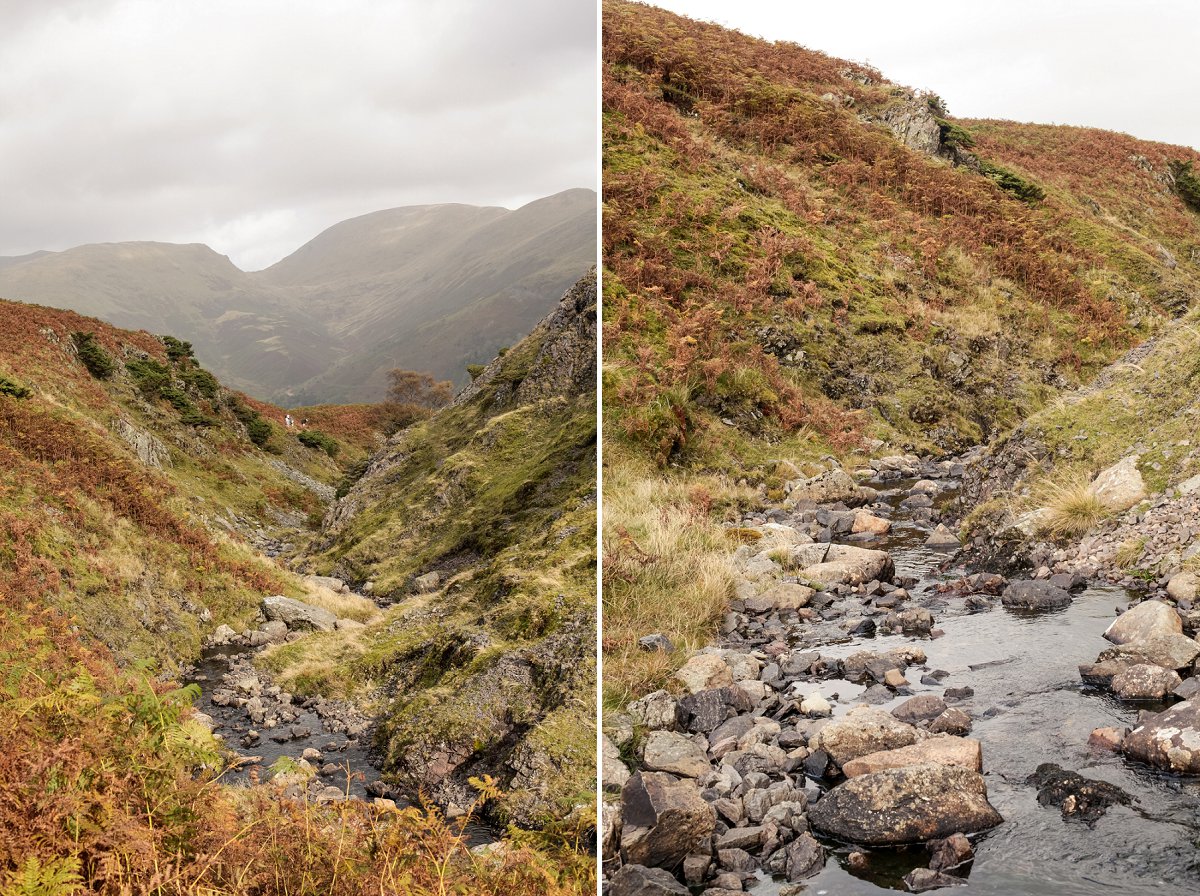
[72, 332, 117, 379]
[386, 369, 453, 409]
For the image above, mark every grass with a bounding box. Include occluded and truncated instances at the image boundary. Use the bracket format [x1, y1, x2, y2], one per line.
[1037, 476, 1111, 538]
[602, 453, 746, 706]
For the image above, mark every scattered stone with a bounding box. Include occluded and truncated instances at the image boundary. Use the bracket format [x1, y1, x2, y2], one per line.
[903, 868, 966, 892]
[620, 772, 717, 869]
[884, 668, 909, 689]
[643, 731, 711, 778]
[628, 691, 680, 731]
[928, 833, 973, 871]
[1027, 763, 1132, 825]
[925, 524, 960, 548]
[786, 467, 863, 507]
[674, 654, 734, 694]
[891, 695, 948, 725]
[809, 765, 1003, 845]
[638, 634, 674, 652]
[783, 832, 825, 881]
[929, 709, 972, 736]
[607, 863, 689, 896]
[800, 692, 832, 717]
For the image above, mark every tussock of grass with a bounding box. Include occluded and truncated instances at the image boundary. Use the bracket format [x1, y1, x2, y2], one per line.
[300, 580, 381, 623]
[1038, 477, 1110, 538]
[602, 455, 750, 705]
[1113, 537, 1146, 569]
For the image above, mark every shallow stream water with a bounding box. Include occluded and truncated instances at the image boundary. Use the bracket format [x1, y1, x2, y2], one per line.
[758, 482, 1200, 894]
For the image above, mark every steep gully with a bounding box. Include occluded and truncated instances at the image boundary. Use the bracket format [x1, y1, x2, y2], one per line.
[612, 457, 1200, 895]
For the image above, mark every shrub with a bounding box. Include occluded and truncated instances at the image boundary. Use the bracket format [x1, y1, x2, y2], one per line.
[467, 363, 486, 380]
[979, 160, 1045, 203]
[71, 331, 116, 379]
[298, 429, 340, 457]
[936, 118, 976, 150]
[125, 357, 171, 397]
[162, 334, 194, 364]
[336, 457, 371, 498]
[1171, 160, 1200, 213]
[246, 416, 273, 447]
[180, 366, 220, 399]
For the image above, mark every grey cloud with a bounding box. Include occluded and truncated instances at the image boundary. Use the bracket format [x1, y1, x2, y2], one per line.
[0, 0, 597, 269]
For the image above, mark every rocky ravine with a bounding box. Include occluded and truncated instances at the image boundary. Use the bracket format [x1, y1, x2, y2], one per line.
[603, 454, 1200, 894]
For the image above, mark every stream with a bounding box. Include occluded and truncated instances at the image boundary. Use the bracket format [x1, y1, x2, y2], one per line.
[754, 478, 1200, 895]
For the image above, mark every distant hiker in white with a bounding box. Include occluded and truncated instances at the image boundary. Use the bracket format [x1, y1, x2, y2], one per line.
[284, 414, 294, 428]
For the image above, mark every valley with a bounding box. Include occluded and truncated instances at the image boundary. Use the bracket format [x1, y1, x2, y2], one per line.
[600, 3, 1200, 894]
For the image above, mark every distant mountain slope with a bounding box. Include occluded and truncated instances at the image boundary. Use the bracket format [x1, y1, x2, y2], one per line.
[0, 189, 595, 405]
[602, 0, 1200, 467]
[272, 271, 598, 828]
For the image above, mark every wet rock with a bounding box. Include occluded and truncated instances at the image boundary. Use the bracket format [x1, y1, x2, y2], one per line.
[1078, 657, 1141, 687]
[260, 595, 337, 632]
[1000, 581, 1071, 611]
[1097, 633, 1200, 671]
[809, 706, 924, 768]
[1110, 664, 1182, 700]
[782, 831, 825, 881]
[628, 690, 681, 731]
[1088, 727, 1129, 752]
[809, 765, 1002, 845]
[881, 607, 934, 636]
[929, 709, 972, 736]
[841, 737, 982, 778]
[1027, 763, 1132, 825]
[620, 772, 717, 869]
[904, 868, 966, 892]
[638, 634, 675, 652]
[643, 731, 711, 778]
[1104, 599, 1183, 645]
[674, 654, 735, 694]
[925, 524, 960, 548]
[607, 863, 689, 896]
[928, 833, 973, 871]
[801, 544, 894, 586]
[892, 695, 948, 725]
[852, 511, 892, 535]
[1123, 701, 1200, 772]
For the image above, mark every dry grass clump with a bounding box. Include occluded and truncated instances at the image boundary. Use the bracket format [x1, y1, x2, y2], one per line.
[300, 580, 381, 623]
[1037, 476, 1110, 538]
[602, 458, 749, 705]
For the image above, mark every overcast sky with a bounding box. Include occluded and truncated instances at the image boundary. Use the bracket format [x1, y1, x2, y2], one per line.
[0, 0, 597, 270]
[652, 1, 1200, 155]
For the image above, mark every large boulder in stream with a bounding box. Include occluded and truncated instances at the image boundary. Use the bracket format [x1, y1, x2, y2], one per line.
[260, 595, 337, 632]
[786, 467, 864, 507]
[800, 544, 894, 587]
[809, 764, 1003, 845]
[620, 772, 717, 869]
[1103, 599, 1182, 645]
[1122, 701, 1200, 773]
[1000, 580, 1071, 611]
[809, 706, 924, 768]
[1097, 633, 1200, 671]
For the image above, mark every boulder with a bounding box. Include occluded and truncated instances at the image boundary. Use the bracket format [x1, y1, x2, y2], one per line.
[620, 772, 717, 869]
[1167, 572, 1200, 603]
[1091, 456, 1146, 512]
[642, 731, 711, 779]
[801, 544, 894, 586]
[809, 706, 923, 768]
[303, 575, 348, 594]
[840, 737, 982, 778]
[852, 511, 891, 535]
[891, 695, 948, 725]
[1110, 664, 1182, 700]
[1122, 701, 1200, 773]
[607, 864, 689, 896]
[673, 654, 734, 694]
[260, 595, 337, 632]
[925, 524, 960, 548]
[1000, 581, 1071, 611]
[1027, 763, 1132, 825]
[744, 583, 814, 614]
[627, 691, 680, 731]
[414, 572, 440, 592]
[1097, 633, 1200, 671]
[782, 832, 825, 881]
[1104, 599, 1183, 645]
[809, 764, 1003, 845]
[786, 467, 862, 506]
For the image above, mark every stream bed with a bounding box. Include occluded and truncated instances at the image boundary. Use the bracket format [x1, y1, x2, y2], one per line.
[756, 480, 1200, 894]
